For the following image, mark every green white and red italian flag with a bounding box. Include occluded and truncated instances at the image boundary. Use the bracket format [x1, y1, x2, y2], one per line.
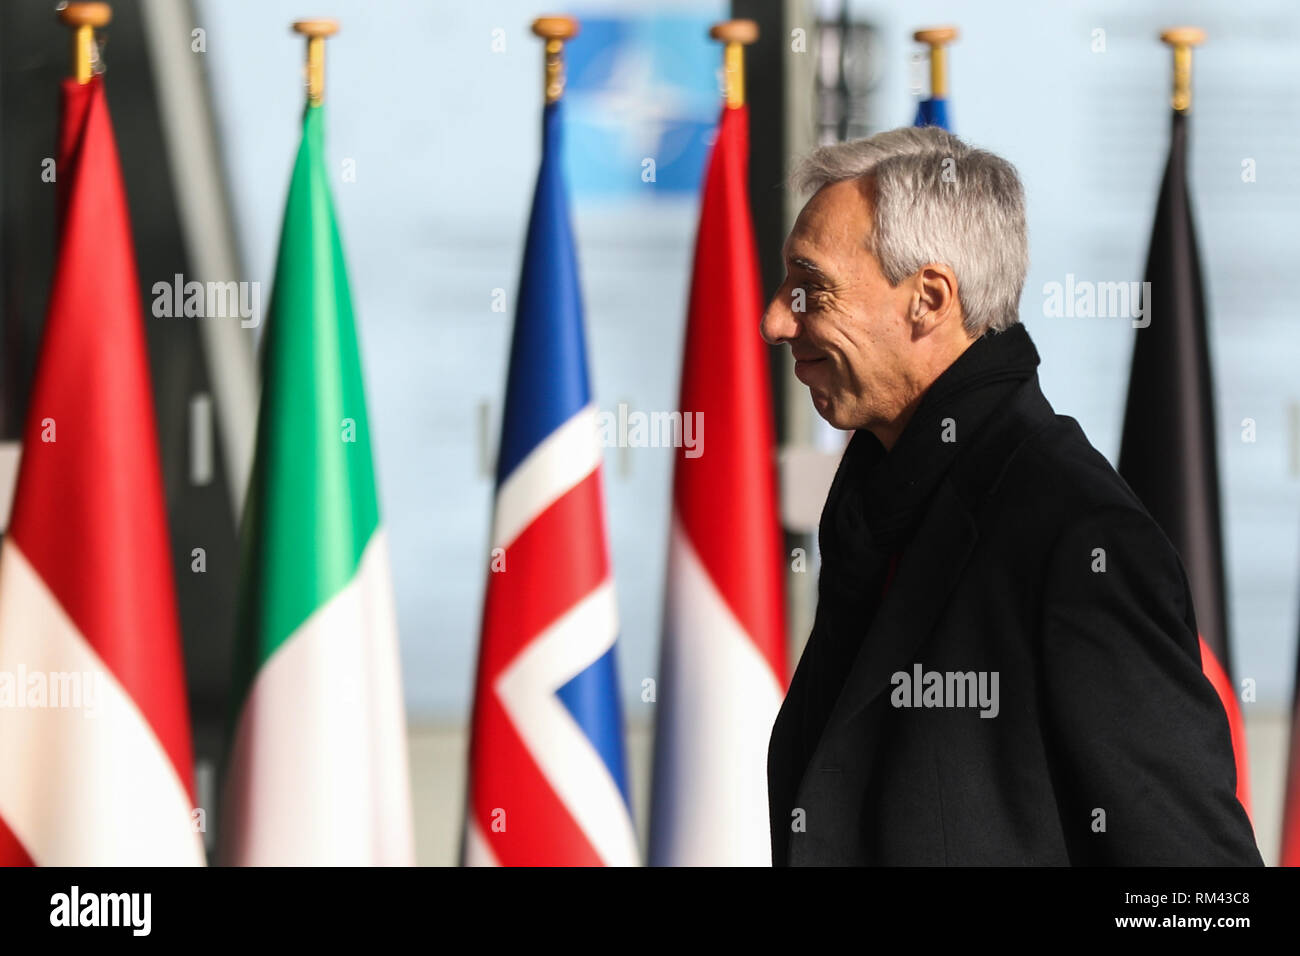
[219, 101, 414, 865]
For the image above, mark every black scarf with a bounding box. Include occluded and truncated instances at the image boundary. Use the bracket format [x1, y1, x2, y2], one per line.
[820, 322, 1042, 598]
[783, 323, 1042, 796]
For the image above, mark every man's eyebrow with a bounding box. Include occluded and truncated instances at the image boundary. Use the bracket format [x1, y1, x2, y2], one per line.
[788, 255, 828, 278]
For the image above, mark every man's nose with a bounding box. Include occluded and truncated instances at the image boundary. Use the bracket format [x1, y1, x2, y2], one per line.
[760, 290, 798, 346]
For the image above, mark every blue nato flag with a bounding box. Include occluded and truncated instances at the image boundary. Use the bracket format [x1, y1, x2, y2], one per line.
[914, 96, 950, 131]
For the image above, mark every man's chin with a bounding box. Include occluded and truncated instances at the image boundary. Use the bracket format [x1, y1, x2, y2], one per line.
[809, 391, 853, 431]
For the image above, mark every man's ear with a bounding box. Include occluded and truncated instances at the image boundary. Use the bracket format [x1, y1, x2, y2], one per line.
[909, 264, 961, 336]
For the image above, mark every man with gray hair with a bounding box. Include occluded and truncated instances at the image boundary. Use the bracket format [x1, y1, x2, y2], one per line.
[763, 126, 1260, 866]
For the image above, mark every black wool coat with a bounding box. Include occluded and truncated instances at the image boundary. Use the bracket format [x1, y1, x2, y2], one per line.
[767, 373, 1263, 866]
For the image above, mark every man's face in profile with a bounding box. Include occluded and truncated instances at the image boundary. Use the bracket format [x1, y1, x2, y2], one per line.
[760, 177, 918, 433]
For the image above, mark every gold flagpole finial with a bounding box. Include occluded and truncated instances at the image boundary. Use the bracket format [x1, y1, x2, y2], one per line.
[913, 26, 959, 100]
[292, 18, 339, 107]
[57, 2, 112, 84]
[532, 16, 579, 104]
[709, 19, 758, 109]
[1160, 27, 1205, 113]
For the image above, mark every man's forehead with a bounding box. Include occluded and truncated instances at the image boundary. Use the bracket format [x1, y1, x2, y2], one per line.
[784, 179, 873, 264]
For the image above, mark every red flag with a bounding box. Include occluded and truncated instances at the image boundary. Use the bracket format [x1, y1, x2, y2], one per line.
[1282, 628, 1300, 865]
[0, 77, 202, 865]
[648, 103, 788, 864]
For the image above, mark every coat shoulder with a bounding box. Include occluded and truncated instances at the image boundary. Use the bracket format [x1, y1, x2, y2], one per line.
[975, 397, 1172, 555]
[1019, 415, 1141, 507]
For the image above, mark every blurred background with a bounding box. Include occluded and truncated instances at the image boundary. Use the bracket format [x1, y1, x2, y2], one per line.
[2, 0, 1298, 864]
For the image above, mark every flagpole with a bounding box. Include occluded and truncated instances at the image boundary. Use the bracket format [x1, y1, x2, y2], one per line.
[913, 25, 958, 100]
[531, 16, 578, 104]
[709, 19, 758, 109]
[1160, 26, 1205, 113]
[292, 17, 339, 107]
[57, 1, 111, 84]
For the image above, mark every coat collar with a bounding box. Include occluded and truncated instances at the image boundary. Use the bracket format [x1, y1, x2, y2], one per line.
[809, 373, 1059, 753]
[824, 323, 1043, 561]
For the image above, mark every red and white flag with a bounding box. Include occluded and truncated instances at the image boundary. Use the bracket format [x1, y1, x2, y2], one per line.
[0, 76, 202, 866]
[647, 102, 788, 865]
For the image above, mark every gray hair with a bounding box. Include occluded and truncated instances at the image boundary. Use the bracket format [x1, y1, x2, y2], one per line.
[792, 127, 1027, 335]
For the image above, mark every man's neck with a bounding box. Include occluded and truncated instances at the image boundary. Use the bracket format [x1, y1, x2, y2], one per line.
[870, 392, 923, 452]
[868, 334, 979, 452]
